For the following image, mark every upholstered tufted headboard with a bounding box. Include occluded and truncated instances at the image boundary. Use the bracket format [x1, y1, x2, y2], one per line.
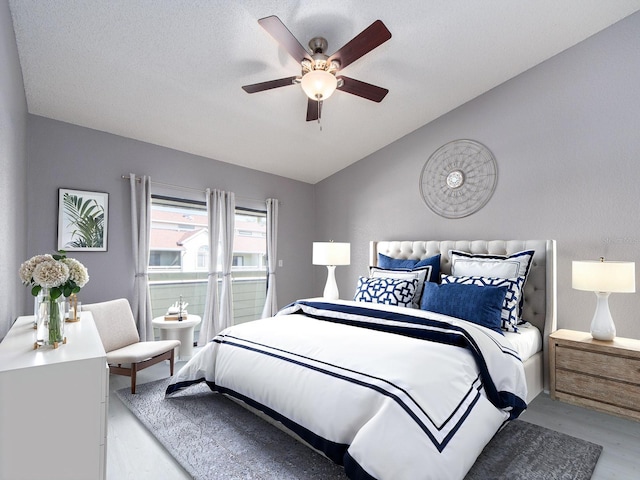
[370, 240, 558, 390]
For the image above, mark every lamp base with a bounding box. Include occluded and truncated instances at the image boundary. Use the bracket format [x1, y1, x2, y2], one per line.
[590, 291, 616, 341]
[323, 265, 339, 300]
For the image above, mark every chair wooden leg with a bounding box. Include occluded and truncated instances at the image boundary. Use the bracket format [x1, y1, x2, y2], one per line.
[169, 347, 175, 376]
[131, 363, 138, 394]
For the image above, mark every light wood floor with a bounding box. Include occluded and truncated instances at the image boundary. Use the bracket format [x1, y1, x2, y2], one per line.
[108, 361, 640, 480]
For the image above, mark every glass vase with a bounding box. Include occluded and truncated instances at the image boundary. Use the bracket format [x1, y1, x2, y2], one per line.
[35, 288, 66, 348]
[33, 290, 43, 327]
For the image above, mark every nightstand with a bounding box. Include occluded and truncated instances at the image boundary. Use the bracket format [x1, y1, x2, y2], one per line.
[152, 315, 201, 360]
[549, 329, 640, 421]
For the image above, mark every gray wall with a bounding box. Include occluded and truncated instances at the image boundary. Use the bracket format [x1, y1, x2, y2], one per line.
[315, 12, 640, 339]
[0, 0, 28, 339]
[25, 116, 316, 313]
[10, 8, 640, 341]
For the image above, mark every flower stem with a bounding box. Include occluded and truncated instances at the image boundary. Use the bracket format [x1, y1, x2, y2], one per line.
[48, 295, 63, 344]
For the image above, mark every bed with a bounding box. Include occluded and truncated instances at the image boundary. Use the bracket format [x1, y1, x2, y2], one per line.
[166, 239, 557, 480]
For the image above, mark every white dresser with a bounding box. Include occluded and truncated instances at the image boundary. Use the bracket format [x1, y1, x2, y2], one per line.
[0, 312, 108, 480]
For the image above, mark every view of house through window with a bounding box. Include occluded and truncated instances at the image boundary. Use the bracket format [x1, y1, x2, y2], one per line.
[148, 196, 267, 340]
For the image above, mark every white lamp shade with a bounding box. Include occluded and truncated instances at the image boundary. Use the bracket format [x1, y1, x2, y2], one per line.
[312, 242, 350, 266]
[301, 70, 338, 100]
[572, 260, 636, 293]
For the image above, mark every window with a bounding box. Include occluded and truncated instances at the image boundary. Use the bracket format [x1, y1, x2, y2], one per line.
[197, 245, 209, 269]
[231, 208, 267, 324]
[148, 196, 267, 338]
[149, 250, 181, 268]
[148, 197, 208, 341]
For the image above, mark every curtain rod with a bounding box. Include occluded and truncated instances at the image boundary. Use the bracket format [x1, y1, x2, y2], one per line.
[121, 175, 281, 206]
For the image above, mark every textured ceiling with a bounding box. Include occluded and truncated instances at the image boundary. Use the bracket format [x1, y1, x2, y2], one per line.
[8, 1, 640, 184]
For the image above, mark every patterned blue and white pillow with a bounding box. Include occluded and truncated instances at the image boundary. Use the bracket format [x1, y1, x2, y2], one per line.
[369, 266, 432, 308]
[441, 274, 525, 332]
[354, 276, 418, 308]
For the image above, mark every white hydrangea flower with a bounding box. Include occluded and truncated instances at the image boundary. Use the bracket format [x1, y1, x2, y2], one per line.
[18, 254, 54, 284]
[32, 259, 69, 288]
[62, 257, 89, 287]
[20, 252, 89, 296]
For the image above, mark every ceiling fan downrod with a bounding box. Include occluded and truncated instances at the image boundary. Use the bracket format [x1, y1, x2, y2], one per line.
[317, 98, 323, 131]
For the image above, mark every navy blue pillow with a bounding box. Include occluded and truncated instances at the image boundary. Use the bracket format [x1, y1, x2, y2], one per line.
[420, 282, 507, 334]
[378, 253, 441, 282]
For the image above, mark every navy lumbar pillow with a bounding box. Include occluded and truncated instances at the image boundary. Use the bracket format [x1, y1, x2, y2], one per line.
[440, 274, 525, 332]
[420, 282, 507, 334]
[378, 253, 441, 282]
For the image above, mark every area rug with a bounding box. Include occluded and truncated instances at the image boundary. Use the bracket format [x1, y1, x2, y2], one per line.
[116, 379, 602, 480]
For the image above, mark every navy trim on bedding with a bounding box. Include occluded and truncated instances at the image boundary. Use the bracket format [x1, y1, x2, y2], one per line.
[207, 383, 350, 464]
[165, 377, 208, 396]
[344, 451, 377, 480]
[280, 300, 527, 418]
[166, 376, 376, 478]
[222, 333, 481, 432]
[216, 336, 480, 452]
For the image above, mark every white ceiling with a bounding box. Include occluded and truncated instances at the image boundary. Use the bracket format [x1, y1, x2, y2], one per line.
[8, 1, 640, 184]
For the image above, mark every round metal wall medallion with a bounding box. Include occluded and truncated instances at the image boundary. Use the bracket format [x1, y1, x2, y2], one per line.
[419, 139, 498, 219]
[446, 170, 465, 189]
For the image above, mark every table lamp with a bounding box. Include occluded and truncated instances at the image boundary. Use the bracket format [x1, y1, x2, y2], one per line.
[572, 258, 635, 341]
[313, 242, 350, 300]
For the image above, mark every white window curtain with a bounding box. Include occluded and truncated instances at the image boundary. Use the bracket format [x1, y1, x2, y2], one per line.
[197, 189, 221, 346]
[198, 189, 235, 343]
[216, 191, 235, 334]
[129, 174, 153, 341]
[261, 198, 279, 318]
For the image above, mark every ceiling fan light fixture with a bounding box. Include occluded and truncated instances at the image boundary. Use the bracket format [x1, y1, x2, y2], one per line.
[301, 70, 338, 101]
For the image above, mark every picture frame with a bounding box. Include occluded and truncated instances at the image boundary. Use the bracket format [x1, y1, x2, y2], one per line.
[57, 188, 109, 251]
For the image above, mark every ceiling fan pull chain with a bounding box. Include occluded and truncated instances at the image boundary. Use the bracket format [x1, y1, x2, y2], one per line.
[318, 99, 322, 131]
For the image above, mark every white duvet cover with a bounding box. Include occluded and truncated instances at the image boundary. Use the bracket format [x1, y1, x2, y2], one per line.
[166, 299, 527, 480]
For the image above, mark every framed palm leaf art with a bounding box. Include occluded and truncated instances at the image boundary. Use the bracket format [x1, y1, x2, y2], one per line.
[57, 188, 109, 251]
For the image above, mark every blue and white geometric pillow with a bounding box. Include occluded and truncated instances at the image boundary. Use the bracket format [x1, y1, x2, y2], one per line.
[441, 274, 525, 332]
[354, 276, 418, 308]
[369, 266, 432, 308]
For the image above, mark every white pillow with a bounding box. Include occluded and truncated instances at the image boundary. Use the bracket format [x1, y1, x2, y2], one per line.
[450, 249, 534, 279]
[369, 266, 432, 308]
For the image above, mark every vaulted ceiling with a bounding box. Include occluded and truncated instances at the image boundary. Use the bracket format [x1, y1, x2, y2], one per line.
[9, 1, 640, 183]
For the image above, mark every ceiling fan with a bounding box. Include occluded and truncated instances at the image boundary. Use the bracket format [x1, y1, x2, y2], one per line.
[242, 16, 391, 122]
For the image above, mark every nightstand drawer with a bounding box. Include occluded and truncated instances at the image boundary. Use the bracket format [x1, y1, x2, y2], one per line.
[556, 345, 640, 384]
[556, 369, 640, 412]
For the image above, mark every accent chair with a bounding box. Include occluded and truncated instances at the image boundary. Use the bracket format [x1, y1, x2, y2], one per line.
[83, 298, 180, 394]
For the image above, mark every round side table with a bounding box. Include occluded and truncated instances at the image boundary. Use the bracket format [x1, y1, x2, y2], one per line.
[152, 315, 202, 360]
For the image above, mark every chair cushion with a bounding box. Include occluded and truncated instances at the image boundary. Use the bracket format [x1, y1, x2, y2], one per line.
[83, 299, 140, 352]
[106, 340, 181, 365]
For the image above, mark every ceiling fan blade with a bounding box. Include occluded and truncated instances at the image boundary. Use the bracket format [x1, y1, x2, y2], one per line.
[337, 76, 389, 102]
[328, 20, 391, 70]
[306, 98, 320, 122]
[242, 76, 298, 94]
[258, 16, 312, 63]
